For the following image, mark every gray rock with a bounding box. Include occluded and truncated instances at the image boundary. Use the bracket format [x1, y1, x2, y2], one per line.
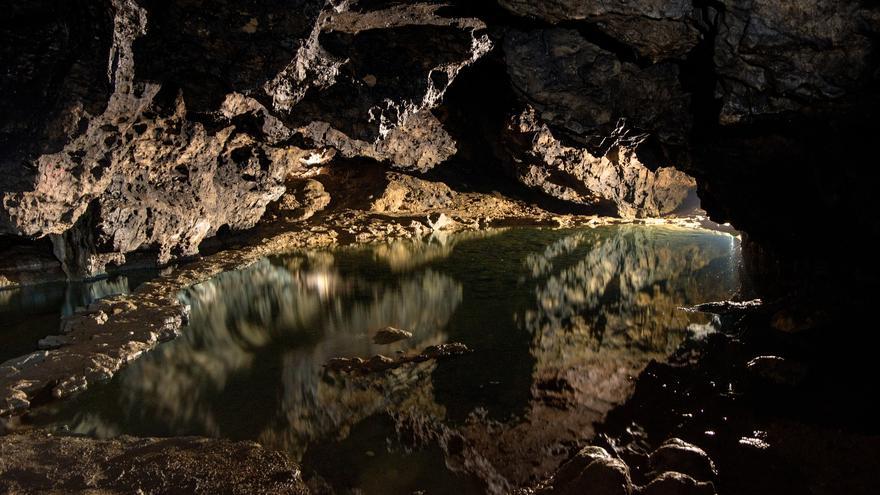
[37, 335, 70, 350]
[503, 28, 691, 152]
[649, 438, 717, 482]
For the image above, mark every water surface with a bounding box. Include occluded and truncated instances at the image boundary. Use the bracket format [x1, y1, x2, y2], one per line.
[0, 270, 157, 364]
[32, 226, 741, 494]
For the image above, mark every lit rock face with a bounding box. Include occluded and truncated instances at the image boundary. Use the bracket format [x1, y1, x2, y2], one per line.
[504, 108, 697, 218]
[0, 0, 490, 277]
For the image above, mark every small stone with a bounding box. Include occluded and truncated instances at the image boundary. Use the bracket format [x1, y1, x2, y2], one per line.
[362, 74, 378, 87]
[642, 472, 716, 495]
[559, 457, 632, 495]
[373, 326, 413, 345]
[649, 438, 717, 482]
[38, 335, 70, 350]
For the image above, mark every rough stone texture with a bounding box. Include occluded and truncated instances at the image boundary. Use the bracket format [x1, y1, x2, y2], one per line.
[371, 172, 456, 214]
[556, 457, 633, 495]
[503, 28, 691, 151]
[714, 0, 876, 124]
[649, 438, 718, 482]
[499, 0, 706, 62]
[504, 108, 698, 217]
[0, 432, 308, 494]
[642, 472, 716, 495]
[0, 0, 490, 277]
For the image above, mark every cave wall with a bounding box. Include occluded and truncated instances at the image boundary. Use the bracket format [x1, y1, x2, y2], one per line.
[1, 0, 878, 291]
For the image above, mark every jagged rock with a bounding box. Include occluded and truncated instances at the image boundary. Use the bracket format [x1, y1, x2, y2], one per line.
[714, 0, 877, 124]
[557, 457, 633, 495]
[642, 471, 717, 495]
[0, 432, 308, 494]
[498, 0, 706, 62]
[373, 326, 413, 345]
[277, 179, 331, 221]
[503, 28, 691, 152]
[504, 108, 697, 217]
[746, 356, 808, 387]
[371, 173, 455, 213]
[0, 1, 489, 277]
[649, 438, 717, 482]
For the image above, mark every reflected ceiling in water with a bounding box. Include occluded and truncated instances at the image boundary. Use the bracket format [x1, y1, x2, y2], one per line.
[34, 226, 740, 494]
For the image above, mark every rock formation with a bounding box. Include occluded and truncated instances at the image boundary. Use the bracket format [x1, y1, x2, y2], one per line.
[3, 0, 876, 286]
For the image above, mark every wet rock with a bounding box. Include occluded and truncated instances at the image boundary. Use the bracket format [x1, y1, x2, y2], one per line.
[364, 354, 395, 372]
[420, 342, 470, 360]
[557, 457, 633, 495]
[37, 335, 70, 350]
[373, 326, 413, 345]
[642, 471, 716, 495]
[649, 438, 717, 482]
[324, 357, 364, 373]
[746, 356, 808, 387]
[689, 299, 764, 315]
[0, 431, 308, 494]
[553, 446, 612, 488]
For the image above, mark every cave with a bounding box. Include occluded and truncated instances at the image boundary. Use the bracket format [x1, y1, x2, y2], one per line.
[1, 1, 878, 494]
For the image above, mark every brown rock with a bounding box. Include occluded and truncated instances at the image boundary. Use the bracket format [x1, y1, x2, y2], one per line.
[372, 326, 413, 345]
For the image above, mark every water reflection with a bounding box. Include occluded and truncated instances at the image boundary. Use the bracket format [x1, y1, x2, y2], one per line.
[0, 271, 156, 363]
[35, 227, 740, 494]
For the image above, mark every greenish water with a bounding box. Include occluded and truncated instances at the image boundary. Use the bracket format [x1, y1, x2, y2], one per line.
[0, 270, 157, 364]
[30, 226, 741, 494]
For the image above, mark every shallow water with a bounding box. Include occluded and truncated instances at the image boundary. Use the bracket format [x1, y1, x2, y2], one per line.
[31, 226, 741, 494]
[0, 270, 157, 364]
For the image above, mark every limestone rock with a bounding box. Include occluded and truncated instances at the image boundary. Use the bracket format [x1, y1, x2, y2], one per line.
[553, 446, 612, 488]
[649, 438, 717, 482]
[277, 179, 331, 221]
[642, 471, 716, 495]
[557, 457, 633, 495]
[504, 108, 697, 218]
[503, 28, 691, 152]
[371, 173, 455, 214]
[499, 0, 705, 62]
[0, 432, 308, 494]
